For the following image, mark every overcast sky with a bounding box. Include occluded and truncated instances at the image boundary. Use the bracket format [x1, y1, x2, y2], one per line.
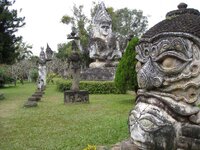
[12, 0, 200, 55]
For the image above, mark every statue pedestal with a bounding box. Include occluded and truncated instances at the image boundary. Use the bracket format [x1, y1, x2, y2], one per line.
[64, 90, 89, 103]
[81, 67, 116, 81]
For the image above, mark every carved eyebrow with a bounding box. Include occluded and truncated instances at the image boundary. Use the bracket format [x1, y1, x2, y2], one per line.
[154, 51, 192, 62]
[135, 45, 149, 63]
[154, 38, 190, 56]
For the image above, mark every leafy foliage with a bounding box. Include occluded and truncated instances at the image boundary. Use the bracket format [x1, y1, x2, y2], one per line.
[0, 0, 25, 64]
[60, 3, 148, 67]
[56, 42, 72, 61]
[114, 37, 139, 93]
[90, 3, 148, 37]
[56, 80, 122, 94]
[15, 40, 33, 61]
[0, 65, 14, 87]
[114, 8, 148, 37]
[29, 68, 38, 82]
[61, 4, 91, 67]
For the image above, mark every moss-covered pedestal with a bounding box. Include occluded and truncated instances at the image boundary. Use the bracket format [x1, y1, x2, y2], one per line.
[64, 90, 89, 103]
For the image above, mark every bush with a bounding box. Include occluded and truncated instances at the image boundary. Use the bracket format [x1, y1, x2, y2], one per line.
[0, 65, 15, 87]
[30, 69, 38, 82]
[114, 37, 139, 93]
[56, 80, 122, 94]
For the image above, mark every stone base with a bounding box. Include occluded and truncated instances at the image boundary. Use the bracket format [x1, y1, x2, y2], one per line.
[64, 90, 89, 103]
[35, 90, 44, 94]
[81, 67, 116, 81]
[32, 93, 43, 98]
[97, 139, 139, 150]
[110, 139, 139, 150]
[24, 100, 38, 108]
[28, 96, 41, 102]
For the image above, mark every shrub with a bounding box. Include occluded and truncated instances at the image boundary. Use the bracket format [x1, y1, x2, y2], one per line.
[0, 65, 15, 87]
[56, 80, 122, 94]
[114, 37, 139, 93]
[30, 69, 38, 82]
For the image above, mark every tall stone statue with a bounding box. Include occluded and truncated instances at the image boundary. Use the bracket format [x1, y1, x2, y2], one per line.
[128, 3, 200, 150]
[64, 27, 89, 103]
[67, 27, 81, 91]
[38, 47, 46, 90]
[88, 2, 122, 68]
[37, 44, 53, 91]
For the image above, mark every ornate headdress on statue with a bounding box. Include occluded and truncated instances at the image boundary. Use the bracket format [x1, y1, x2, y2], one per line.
[92, 2, 112, 24]
[39, 47, 45, 58]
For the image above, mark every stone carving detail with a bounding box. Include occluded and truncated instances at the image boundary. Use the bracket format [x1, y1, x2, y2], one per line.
[88, 2, 122, 68]
[128, 3, 200, 150]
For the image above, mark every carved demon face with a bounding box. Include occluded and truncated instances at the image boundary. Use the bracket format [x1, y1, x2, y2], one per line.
[129, 34, 200, 149]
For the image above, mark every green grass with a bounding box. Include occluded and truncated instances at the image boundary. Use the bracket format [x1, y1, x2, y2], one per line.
[0, 82, 135, 150]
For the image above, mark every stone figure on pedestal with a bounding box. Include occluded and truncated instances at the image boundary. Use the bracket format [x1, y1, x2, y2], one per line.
[81, 2, 123, 81]
[67, 27, 81, 92]
[64, 27, 89, 103]
[88, 2, 122, 68]
[37, 44, 53, 91]
[128, 3, 200, 150]
[38, 48, 46, 91]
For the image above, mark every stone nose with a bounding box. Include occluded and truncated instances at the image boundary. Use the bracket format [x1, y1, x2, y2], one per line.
[137, 60, 163, 90]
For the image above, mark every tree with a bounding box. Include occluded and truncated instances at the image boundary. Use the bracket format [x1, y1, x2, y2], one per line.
[114, 37, 139, 93]
[60, 3, 148, 68]
[114, 8, 148, 37]
[61, 4, 89, 51]
[0, 0, 25, 64]
[61, 4, 90, 67]
[56, 43, 72, 61]
[90, 3, 148, 37]
[15, 40, 33, 61]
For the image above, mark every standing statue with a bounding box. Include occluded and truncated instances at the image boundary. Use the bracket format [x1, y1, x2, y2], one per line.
[128, 3, 200, 150]
[37, 44, 53, 91]
[67, 27, 82, 91]
[88, 2, 122, 68]
[38, 48, 46, 91]
[64, 27, 89, 103]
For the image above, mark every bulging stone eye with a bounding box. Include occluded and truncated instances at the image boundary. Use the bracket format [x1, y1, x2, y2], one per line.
[161, 56, 183, 69]
[139, 118, 160, 132]
[155, 51, 191, 74]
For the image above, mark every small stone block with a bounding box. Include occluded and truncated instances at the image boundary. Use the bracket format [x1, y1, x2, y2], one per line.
[28, 97, 37, 101]
[32, 93, 42, 98]
[28, 96, 41, 102]
[24, 100, 38, 108]
[64, 90, 89, 103]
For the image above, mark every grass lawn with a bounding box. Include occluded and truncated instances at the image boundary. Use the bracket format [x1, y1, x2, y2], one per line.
[0, 82, 135, 150]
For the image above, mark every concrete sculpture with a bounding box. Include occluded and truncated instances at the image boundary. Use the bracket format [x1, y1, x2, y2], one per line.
[128, 3, 200, 150]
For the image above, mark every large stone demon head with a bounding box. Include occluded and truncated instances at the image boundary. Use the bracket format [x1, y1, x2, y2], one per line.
[129, 3, 200, 150]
